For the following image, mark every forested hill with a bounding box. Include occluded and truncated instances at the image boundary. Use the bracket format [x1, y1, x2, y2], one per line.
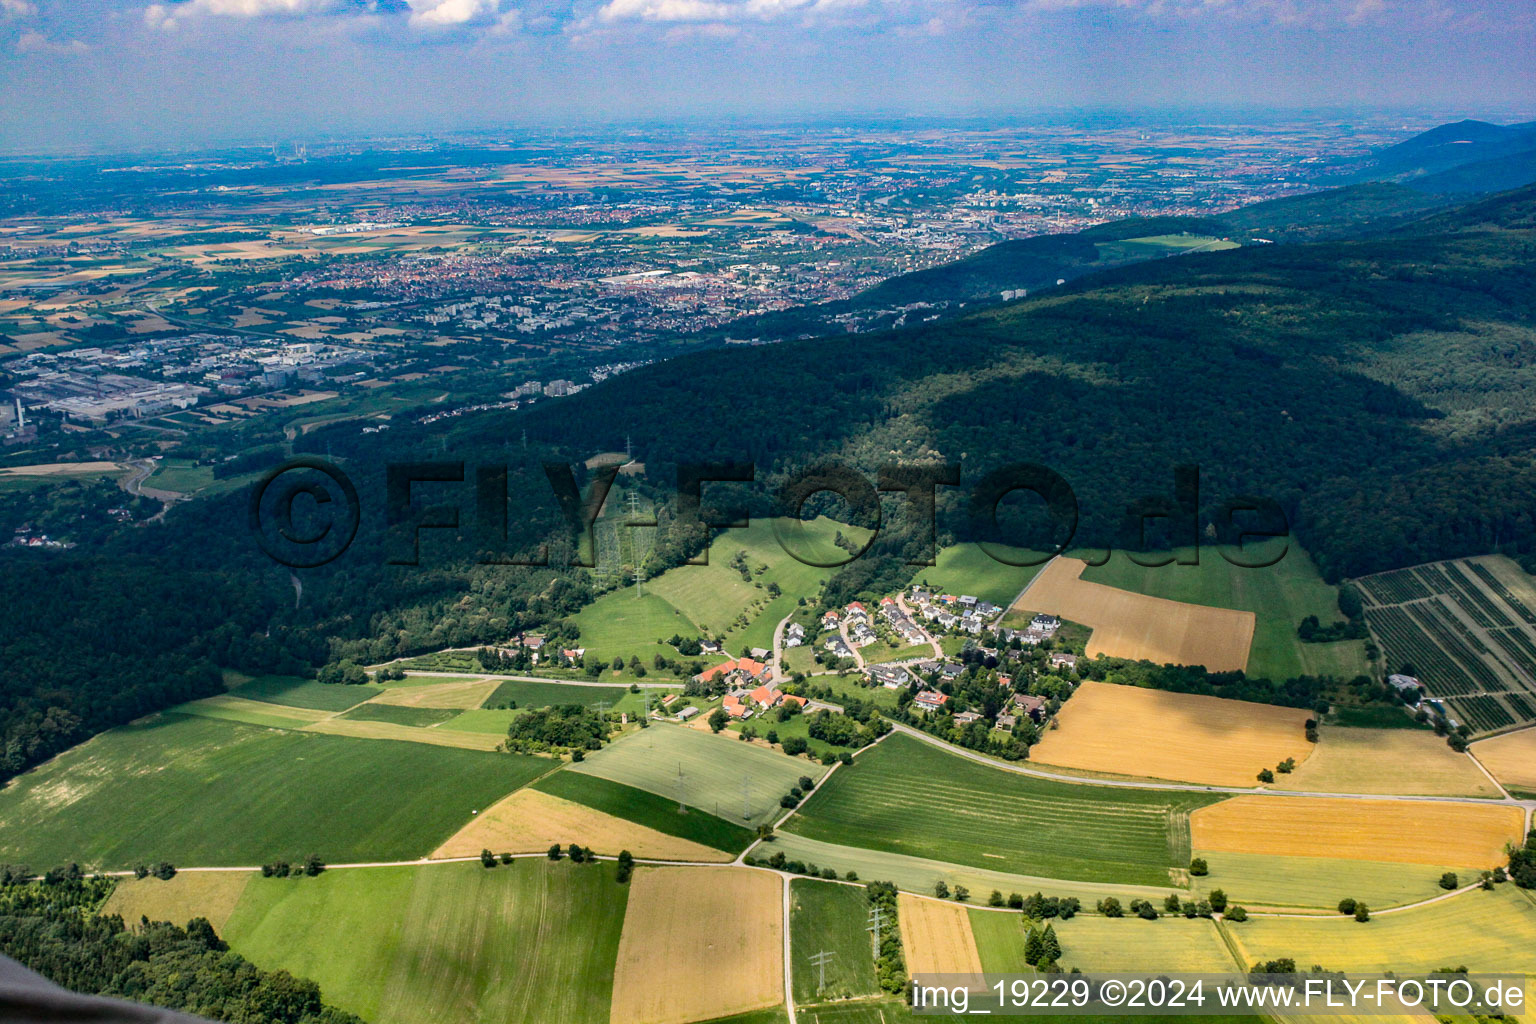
[503, 181, 1536, 582]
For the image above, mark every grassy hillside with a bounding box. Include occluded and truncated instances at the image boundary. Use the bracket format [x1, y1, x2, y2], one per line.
[783, 734, 1217, 886]
[223, 859, 627, 1024]
[0, 714, 549, 869]
[909, 543, 1048, 607]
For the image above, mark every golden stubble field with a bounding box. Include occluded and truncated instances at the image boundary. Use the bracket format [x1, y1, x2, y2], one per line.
[1471, 727, 1536, 791]
[430, 789, 731, 863]
[1279, 726, 1500, 797]
[898, 893, 985, 977]
[1030, 680, 1313, 786]
[1191, 795, 1523, 868]
[367, 679, 498, 710]
[610, 866, 782, 1024]
[103, 871, 253, 933]
[1014, 558, 1254, 672]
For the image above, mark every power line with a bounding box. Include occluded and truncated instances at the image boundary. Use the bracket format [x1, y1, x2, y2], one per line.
[808, 950, 835, 995]
[867, 906, 885, 960]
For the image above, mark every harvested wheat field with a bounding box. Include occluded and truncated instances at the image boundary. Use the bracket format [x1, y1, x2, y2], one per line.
[431, 789, 731, 862]
[103, 871, 252, 933]
[1471, 727, 1536, 791]
[1191, 795, 1522, 868]
[1030, 681, 1311, 786]
[367, 679, 498, 710]
[300, 718, 503, 751]
[898, 893, 984, 977]
[610, 866, 782, 1024]
[1014, 558, 1253, 672]
[1279, 727, 1499, 797]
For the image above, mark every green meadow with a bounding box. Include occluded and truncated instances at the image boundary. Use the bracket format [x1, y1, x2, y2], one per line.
[224, 859, 627, 1024]
[0, 714, 546, 869]
[789, 879, 880, 1003]
[968, 909, 1032, 974]
[568, 723, 823, 828]
[783, 734, 1215, 886]
[487, 679, 634, 710]
[341, 703, 458, 727]
[910, 543, 1049, 607]
[230, 675, 382, 711]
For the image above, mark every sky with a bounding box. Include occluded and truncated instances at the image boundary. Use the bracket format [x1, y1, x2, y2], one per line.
[1, 0, 1534, 152]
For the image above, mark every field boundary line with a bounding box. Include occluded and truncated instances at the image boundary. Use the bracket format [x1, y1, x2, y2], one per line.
[782, 873, 798, 1024]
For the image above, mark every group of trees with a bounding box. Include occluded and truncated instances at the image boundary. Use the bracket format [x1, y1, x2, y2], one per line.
[504, 705, 612, 755]
[1335, 897, 1371, 922]
[0, 871, 360, 1024]
[260, 855, 324, 878]
[866, 881, 906, 994]
[1508, 829, 1536, 888]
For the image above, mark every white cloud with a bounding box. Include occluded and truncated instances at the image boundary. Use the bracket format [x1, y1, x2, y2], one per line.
[143, 0, 343, 30]
[598, 0, 864, 23]
[15, 28, 87, 52]
[406, 0, 500, 27]
[0, 0, 38, 19]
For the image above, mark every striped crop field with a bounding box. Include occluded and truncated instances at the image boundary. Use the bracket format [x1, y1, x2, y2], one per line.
[782, 734, 1217, 886]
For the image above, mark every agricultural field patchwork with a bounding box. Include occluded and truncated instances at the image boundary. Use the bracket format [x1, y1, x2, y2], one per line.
[1188, 850, 1485, 910]
[430, 787, 731, 862]
[171, 694, 328, 729]
[1356, 556, 1536, 733]
[223, 859, 628, 1024]
[1078, 543, 1369, 681]
[301, 715, 506, 750]
[1190, 795, 1522, 869]
[1470, 727, 1536, 791]
[1013, 557, 1254, 673]
[1277, 726, 1499, 797]
[762, 832, 1181, 906]
[611, 866, 783, 1024]
[1224, 886, 1536, 979]
[0, 713, 547, 869]
[783, 734, 1218, 886]
[897, 893, 984, 977]
[569, 723, 822, 828]
[534, 768, 756, 853]
[1029, 681, 1313, 786]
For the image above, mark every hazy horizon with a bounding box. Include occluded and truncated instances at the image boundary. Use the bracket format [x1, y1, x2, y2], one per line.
[2, 0, 1535, 153]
